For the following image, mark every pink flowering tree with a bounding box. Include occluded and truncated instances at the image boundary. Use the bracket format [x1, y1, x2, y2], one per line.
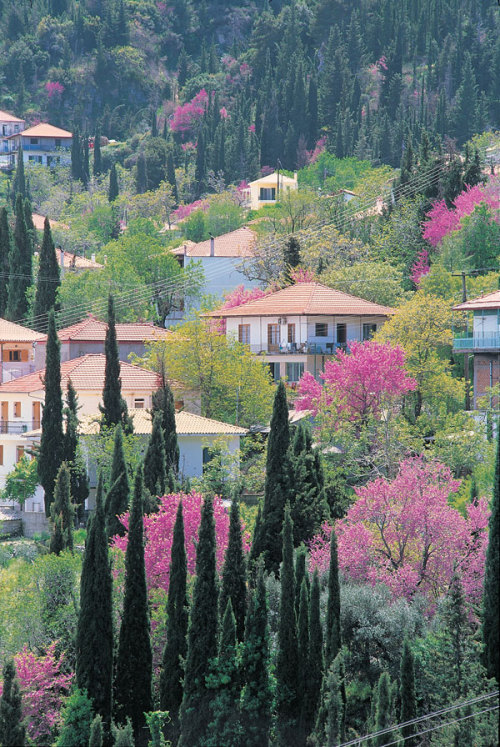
[411, 248, 430, 286]
[423, 180, 500, 246]
[296, 340, 416, 421]
[308, 458, 489, 606]
[221, 284, 270, 311]
[0, 642, 73, 743]
[45, 81, 64, 99]
[170, 89, 209, 138]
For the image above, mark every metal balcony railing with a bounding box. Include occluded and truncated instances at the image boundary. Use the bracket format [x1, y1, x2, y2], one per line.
[247, 342, 348, 355]
[0, 421, 34, 435]
[453, 332, 500, 350]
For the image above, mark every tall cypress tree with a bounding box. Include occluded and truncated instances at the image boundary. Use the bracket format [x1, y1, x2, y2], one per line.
[0, 659, 25, 747]
[482, 427, 499, 683]
[82, 134, 90, 187]
[305, 568, 323, 737]
[297, 577, 310, 741]
[6, 194, 32, 321]
[93, 125, 102, 177]
[325, 524, 341, 667]
[275, 505, 299, 746]
[152, 375, 179, 474]
[33, 217, 60, 330]
[179, 496, 219, 747]
[49, 462, 74, 554]
[160, 500, 188, 742]
[105, 424, 130, 539]
[63, 380, 89, 523]
[71, 126, 82, 181]
[115, 467, 153, 737]
[143, 411, 167, 500]
[0, 207, 12, 317]
[38, 309, 64, 516]
[167, 151, 179, 203]
[315, 652, 345, 747]
[100, 294, 132, 433]
[76, 474, 113, 734]
[374, 671, 395, 747]
[250, 381, 290, 574]
[136, 151, 147, 194]
[294, 545, 309, 620]
[12, 147, 26, 200]
[108, 164, 119, 202]
[400, 639, 417, 747]
[290, 423, 329, 546]
[220, 495, 247, 641]
[283, 236, 301, 282]
[240, 562, 272, 746]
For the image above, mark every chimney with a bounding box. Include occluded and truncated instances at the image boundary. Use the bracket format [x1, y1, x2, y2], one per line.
[293, 171, 297, 181]
[91, 253, 96, 263]
[209, 234, 215, 257]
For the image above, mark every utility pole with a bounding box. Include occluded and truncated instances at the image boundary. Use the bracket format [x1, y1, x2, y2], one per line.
[460, 271, 471, 411]
[276, 158, 282, 201]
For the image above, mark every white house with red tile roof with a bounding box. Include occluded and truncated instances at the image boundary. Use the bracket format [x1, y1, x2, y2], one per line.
[34, 315, 171, 370]
[0, 110, 25, 163]
[6, 123, 72, 167]
[0, 319, 45, 383]
[208, 282, 395, 383]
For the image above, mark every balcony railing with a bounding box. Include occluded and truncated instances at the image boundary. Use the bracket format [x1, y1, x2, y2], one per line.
[453, 332, 500, 350]
[0, 421, 35, 435]
[247, 342, 348, 355]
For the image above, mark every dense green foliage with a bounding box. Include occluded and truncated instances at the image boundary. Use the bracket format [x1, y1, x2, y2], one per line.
[49, 463, 74, 555]
[482, 429, 499, 683]
[63, 380, 89, 522]
[143, 411, 167, 501]
[0, 659, 25, 747]
[219, 495, 247, 641]
[6, 196, 32, 322]
[33, 217, 60, 331]
[152, 378, 180, 475]
[105, 425, 130, 539]
[100, 295, 132, 433]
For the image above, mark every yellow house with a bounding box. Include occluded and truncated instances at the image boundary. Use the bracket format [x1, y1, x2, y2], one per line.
[0, 319, 45, 384]
[247, 171, 298, 210]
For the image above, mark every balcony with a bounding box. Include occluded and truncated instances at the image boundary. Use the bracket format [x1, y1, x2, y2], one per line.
[453, 332, 500, 351]
[248, 342, 348, 356]
[0, 421, 34, 435]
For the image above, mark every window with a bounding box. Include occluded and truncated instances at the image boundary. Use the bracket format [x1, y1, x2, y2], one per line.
[55, 138, 61, 147]
[286, 362, 304, 382]
[14, 402, 21, 418]
[30, 138, 39, 145]
[268, 362, 281, 381]
[336, 323, 347, 344]
[238, 324, 250, 345]
[287, 324, 296, 343]
[315, 323, 328, 337]
[8, 350, 21, 362]
[267, 324, 279, 349]
[363, 323, 377, 341]
[134, 398, 145, 409]
[0, 445, 3, 465]
[16, 446, 24, 463]
[259, 187, 276, 201]
[202, 447, 214, 473]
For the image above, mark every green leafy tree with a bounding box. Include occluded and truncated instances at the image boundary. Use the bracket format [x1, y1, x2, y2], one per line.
[49, 462, 74, 555]
[1, 455, 38, 508]
[33, 217, 60, 332]
[482, 428, 499, 682]
[0, 207, 12, 317]
[251, 381, 291, 574]
[63, 380, 89, 523]
[143, 411, 167, 501]
[219, 495, 247, 641]
[55, 688, 93, 747]
[38, 309, 64, 516]
[159, 500, 188, 742]
[115, 467, 153, 737]
[400, 639, 417, 747]
[76, 474, 114, 732]
[0, 659, 25, 747]
[178, 496, 219, 747]
[100, 294, 133, 433]
[6, 195, 32, 321]
[105, 424, 130, 539]
[152, 376, 179, 475]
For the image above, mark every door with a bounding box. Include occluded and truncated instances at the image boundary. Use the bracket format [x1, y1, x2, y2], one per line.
[32, 401, 41, 430]
[267, 324, 279, 352]
[0, 401, 7, 433]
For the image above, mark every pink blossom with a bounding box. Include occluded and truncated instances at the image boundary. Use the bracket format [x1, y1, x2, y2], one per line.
[411, 248, 430, 286]
[248, 124, 256, 133]
[290, 267, 316, 284]
[219, 106, 229, 119]
[239, 62, 251, 76]
[170, 89, 209, 135]
[308, 136, 327, 165]
[377, 55, 388, 70]
[173, 199, 209, 221]
[45, 81, 64, 99]
[221, 284, 270, 310]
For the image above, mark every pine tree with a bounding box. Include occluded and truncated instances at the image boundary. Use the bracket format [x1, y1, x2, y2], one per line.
[136, 151, 147, 194]
[115, 467, 153, 737]
[108, 164, 119, 202]
[275, 505, 299, 746]
[100, 295, 132, 433]
[297, 577, 310, 741]
[12, 147, 26, 200]
[88, 715, 103, 747]
[482, 428, 499, 683]
[152, 376, 179, 475]
[305, 568, 323, 738]
[400, 639, 417, 747]
[38, 309, 64, 516]
[93, 125, 102, 177]
[143, 411, 167, 501]
[325, 525, 341, 667]
[220, 495, 247, 641]
[63, 380, 89, 523]
[6, 194, 32, 321]
[240, 562, 272, 746]
[250, 381, 290, 574]
[0, 659, 25, 747]
[33, 217, 60, 330]
[76, 474, 113, 732]
[105, 424, 130, 539]
[290, 423, 329, 546]
[160, 500, 188, 742]
[178, 495, 219, 747]
[49, 462, 74, 554]
[0, 207, 12, 317]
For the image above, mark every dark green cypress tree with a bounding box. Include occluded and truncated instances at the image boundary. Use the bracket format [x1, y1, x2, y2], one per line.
[250, 381, 290, 574]
[220, 495, 247, 641]
[33, 217, 60, 330]
[71, 126, 82, 181]
[283, 236, 301, 283]
[0, 207, 12, 317]
[240, 562, 272, 746]
[305, 568, 323, 738]
[100, 294, 132, 433]
[49, 462, 74, 554]
[290, 424, 329, 546]
[108, 164, 119, 202]
[152, 376, 179, 474]
[38, 309, 64, 516]
[63, 380, 89, 524]
[6, 194, 32, 321]
[374, 671, 395, 747]
[0, 659, 25, 747]
[105, 424, 130, 539]
[12, 147, 26, 200]
[160, 500, 188, 742]
[482, 428, 499, 682]
[82, 135, 90, 187]
[143, 411, 167, 500]
[136, 151, 147, 194]
[325, 525, 341, 667]
[93, 125, 102, 177]
[316, 652, 344, 747]
[194, 129, 206, 198]
[294, 545, 309, 620]
[88, 715, 103, 747]
[297, 577, 310, 741]
[463, 148, 482, 188]
[400, 639, 417, 747]
[167, 151, 179, 203]
[178, 495, 219, 747]
[275, 505, 299, 746]
[76, 473, 113, 731]
[115, 466, 153, 737]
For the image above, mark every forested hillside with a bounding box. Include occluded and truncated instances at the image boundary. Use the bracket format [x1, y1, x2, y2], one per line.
[2, 0, 499, 180]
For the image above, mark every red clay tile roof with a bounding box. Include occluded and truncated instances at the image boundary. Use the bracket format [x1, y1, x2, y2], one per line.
[0, 110, 24, 123]
[453, 290, 500, 311]
[209, 282, 395, 318]
[37, 316, 172, 344]
[0, 354, 160, 393]
[172, 226, 256, 258]
[55, 249, 103, 270]
[8, 123, 72, 139]
[0, 318, 45, 343]
[31, 213, 70, 232]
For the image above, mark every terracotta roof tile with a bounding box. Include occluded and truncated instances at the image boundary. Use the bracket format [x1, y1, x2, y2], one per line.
[0, 110, 24, 123]
[37, 316, 171, 344]
[0, 318, 45, 343]
[31, 213, 70, 232]
[453, 290, 500, 311]
[172, 227, 256, 258]
[9, 123, 72, 139]
[209, 282, 395, 318]
[55, 249, 103, 270]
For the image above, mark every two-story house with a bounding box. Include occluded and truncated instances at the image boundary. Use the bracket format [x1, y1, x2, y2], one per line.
[0, 110, 25, 162]
[246, 171, 298, 210]
[7, 123, 72, 167]
[453, 289, 500, 408]
[209, 282, 395, 383]
[0, 319, 45, 384]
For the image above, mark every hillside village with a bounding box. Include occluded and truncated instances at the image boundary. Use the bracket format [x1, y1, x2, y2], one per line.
[0, 1, 499, 746]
